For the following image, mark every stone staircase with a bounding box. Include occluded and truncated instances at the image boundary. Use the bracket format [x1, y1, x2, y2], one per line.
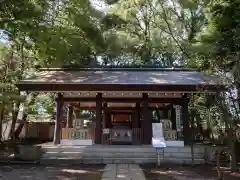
[39, 145, 206, 165]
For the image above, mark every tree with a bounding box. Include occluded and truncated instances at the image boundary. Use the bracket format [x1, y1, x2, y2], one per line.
[33, 0, 106, 67]
[101, 0, 207, 66]
[193, 0, 240, 172]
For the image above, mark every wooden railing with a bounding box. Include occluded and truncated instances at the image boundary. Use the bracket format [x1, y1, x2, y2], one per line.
[61, 128, 92, 140]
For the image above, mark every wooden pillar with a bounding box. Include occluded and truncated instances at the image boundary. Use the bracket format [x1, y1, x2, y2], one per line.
[171, 105, 176, 130]
[105, 110, 112, 128]
[132, 112, 136, 128]
[143, 93, 152, 144]
[53, 93, 63, 145]
[136, 103, 140, 128]
[95, 93, 102, 144]
[132, 103, 140, 128]
[103, 103, 107, 128]
[163, 109, 169, 118]
[67, 106, 73, 128]
[105, 111, 111, 128]
[182, 94, 191, 145]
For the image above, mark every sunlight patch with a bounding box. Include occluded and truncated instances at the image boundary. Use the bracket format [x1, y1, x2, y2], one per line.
[153, 170, 183, 175]
[61, 169, 88, 174]
[117, 174, 127, 178]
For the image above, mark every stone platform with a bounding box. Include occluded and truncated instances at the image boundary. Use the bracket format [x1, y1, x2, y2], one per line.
[39, 145, 215, 165]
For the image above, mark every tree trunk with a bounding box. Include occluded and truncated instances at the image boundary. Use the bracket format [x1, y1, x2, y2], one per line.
[14, 114, 27, 139]
[191, 113, 195, 166]
[216, 149, 224, 180]
[0, 104, 4, 142]
[8, 101, 20, 141]
[228, 125, 237, 171]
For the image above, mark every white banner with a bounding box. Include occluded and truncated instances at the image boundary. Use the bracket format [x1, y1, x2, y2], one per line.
[175, 105, 181, 132]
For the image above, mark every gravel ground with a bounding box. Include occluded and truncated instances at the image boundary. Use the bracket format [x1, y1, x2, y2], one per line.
[0, 164, 104, 180]
[141, 164, 240, 180]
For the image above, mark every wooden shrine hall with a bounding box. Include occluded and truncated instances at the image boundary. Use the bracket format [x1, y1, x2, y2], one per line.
[18, 68, 221, 146]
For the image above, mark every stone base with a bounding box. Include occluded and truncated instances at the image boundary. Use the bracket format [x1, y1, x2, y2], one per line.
[166, 140, 184, 147]
[39, 145, 213, 165]
[60, 139, 93, 145]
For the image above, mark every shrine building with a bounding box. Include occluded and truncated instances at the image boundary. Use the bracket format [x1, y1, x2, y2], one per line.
[18, 68, 221, 146]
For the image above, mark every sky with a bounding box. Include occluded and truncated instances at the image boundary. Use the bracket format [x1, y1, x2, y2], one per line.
[90, 0, 108, 11]
[0, 30, 8, 44]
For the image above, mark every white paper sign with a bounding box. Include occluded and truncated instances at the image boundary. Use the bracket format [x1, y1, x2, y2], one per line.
[75, 119, 82, 129]
[175, 105, 181, 132]
[152, 123, 163, 138]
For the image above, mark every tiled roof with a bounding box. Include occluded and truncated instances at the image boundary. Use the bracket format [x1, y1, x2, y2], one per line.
[20, 69, 219, 85]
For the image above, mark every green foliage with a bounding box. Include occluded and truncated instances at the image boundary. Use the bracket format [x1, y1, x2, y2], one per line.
[195, 0, 240, 72]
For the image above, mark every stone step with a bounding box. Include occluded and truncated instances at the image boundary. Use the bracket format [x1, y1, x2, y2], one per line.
[40, 157, 205, 165]
[41, 151, 204, 159]
[40, 146, 205, 154]
[40, 147, 156, 153]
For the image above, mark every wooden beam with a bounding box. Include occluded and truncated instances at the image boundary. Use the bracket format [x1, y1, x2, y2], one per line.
[72, 106, 174, 111]
[63, 97, 183, 104]
[19, 83, 221, 92]
[110, 111, 133, 115]
[53, 93, 63, 145]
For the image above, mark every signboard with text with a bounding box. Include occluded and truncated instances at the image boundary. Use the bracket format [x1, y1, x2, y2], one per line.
[175, 105, 181, 132]
[152, 123, 164, 138]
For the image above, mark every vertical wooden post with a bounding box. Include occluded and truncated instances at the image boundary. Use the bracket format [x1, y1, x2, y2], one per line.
[163, 109, 169, 118]
[105, 111, 111, 128]
[103, 103, 107, 128]
[95, 93, 102, 144]
[171, 105, 176, 130]
[182, 94, 191, 145]
[53, 93, 63, 145]
[136, 103, 140, 128]
[132, 103, 140, 128]
[67, 106, 73, 128]
[143, 93, 152, 144]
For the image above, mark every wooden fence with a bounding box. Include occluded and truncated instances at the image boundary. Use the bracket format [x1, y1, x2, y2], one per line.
[25, 122, 54, 141]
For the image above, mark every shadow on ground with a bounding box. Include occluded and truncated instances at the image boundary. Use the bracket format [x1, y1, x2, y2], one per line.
[141, 164, 240, 180]
[0, 164, 104, 180]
